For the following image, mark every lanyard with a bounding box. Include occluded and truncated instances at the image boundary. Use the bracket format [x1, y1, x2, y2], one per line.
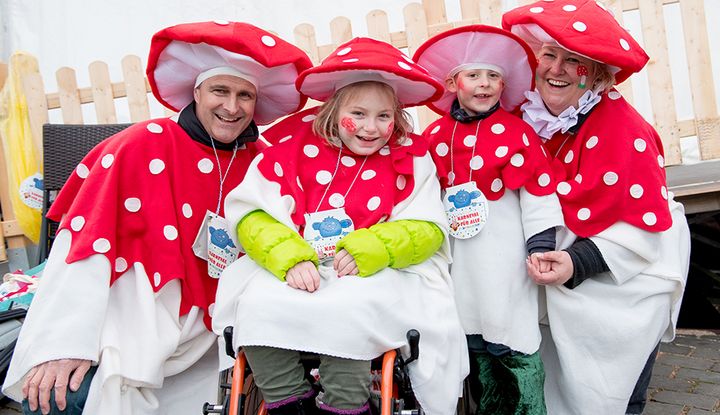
[313, 141, 368, 213]
[210, 139, 239, 214]
[448, 119, 482, 186]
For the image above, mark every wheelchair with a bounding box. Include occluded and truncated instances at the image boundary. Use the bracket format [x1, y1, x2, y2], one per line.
[203, 327, 423, 415]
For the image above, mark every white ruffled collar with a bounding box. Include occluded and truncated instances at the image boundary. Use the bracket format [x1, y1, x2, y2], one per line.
[521, 89, 602, 140]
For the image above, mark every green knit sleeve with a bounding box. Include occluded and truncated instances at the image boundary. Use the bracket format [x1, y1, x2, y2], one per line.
[237, 210, 318, 280]
[335, 220, 444, 277]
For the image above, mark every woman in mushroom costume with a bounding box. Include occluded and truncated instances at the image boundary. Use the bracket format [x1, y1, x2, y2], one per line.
[502, 1, 690, 414]
[213, 37, 468, 415]
[3, 21, 312, 414]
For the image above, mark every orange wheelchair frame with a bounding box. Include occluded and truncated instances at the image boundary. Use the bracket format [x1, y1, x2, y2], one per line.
[203, 327, 423, 415]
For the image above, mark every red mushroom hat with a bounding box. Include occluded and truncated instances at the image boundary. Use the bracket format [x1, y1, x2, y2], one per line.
[502, 0, 648, 84]
[412, 24, 537, 114]
[147, 21, 313, 125]
[296, 37, 444, 107]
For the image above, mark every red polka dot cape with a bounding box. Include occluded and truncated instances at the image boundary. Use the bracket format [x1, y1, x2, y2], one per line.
[542, 91, 671, 237]
[47, 119, 259, 329]
[424, 108, 556, 200]
[259, 108, 426, 230]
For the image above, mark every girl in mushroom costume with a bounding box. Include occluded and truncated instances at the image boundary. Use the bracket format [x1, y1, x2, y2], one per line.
[213, 37, 469, 415]
[3, 21, 312, 414]
[502, 1, 690, 414]
[413, 25, 564, 414]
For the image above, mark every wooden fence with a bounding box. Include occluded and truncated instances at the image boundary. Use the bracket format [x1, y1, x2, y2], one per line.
[0, 0, 719, 264]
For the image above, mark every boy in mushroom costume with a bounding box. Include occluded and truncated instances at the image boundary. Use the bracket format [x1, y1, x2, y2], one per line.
[413, 25, 564, 414]
[213, 37, 469, 415]
[503, 1, 691, 414]
[3, 21, 311, 415]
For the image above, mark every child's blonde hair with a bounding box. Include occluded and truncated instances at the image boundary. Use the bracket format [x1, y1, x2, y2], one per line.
[313, 81, 414, 146]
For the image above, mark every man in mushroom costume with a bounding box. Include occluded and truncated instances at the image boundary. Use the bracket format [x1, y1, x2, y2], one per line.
[3, 21, 311, 414]
[413, 25, 564, 414]
[213, 37, 469, 415]
[503, 1, 691, 414]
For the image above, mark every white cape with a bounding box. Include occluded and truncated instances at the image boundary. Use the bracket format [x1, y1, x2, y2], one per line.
[214, 153, 469, 415]
[541, 199, 690, 415]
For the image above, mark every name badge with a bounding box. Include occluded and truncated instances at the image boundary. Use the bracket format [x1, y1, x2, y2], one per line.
[442, 182, 489, 239]
[192, 210, 240, 278]
[303, 208, 354, 261]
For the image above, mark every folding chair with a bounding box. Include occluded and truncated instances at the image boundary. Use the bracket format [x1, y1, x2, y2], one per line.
[37, 123, 132, 263]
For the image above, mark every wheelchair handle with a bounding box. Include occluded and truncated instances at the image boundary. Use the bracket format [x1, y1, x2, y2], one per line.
[405, 329, 420, 365]
[223, 326, 235, 358]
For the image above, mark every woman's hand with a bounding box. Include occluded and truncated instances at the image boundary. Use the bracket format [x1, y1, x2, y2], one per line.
[23, 358, 92, 414]
[334, 249, 359, 277]
[286, 261, 321, 292]
[526, 251, 574, 286]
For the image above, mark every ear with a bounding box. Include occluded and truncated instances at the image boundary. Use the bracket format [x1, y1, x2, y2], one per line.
[193, 86, 201, 102]
[445, 77, 458, 93]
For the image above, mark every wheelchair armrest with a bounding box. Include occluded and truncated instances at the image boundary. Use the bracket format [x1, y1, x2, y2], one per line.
[405, 329, 420, 365]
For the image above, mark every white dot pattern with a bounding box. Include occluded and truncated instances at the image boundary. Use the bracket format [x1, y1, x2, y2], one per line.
[124, 197, 141, 212]
[573, 21, 587, 32]
[361, 170, 376, 180]
[316, 170, 332, 185]
[329, 193, 345, 208]
[76, 163, 90, 179]
[495, 146, 509, 158]
[470, 155, 484, 170]
[93, 238, 111, 253]
[430, 125, 441, 135]
[397, 61, 412, 70]
[491, 178, 503, 192]
[643, 212, 657, 226]
[435, 143, 449, 157]
[511, 154, 525, 167]
[575, 174, 583, 183]
[182, 203, 193, 218]
[367, 196, 381, 211]
[70, 216, 86, 231]
[564, 150, 574, 164]
[163, 225, 178, 240]
[630, 184, 644, 198]
[343, 58, 359, 63]
[154, 272, 161, 287]
[608, 91, 622, 100]
[208, 303, 216, 317]
[101, 154, 115, 168]
[396, 175, 407, 190]
[530, 7, 544, 13]
[337, 47, 352, 56]
[146, 123, 163, 134]
[274, 162, 284, 177]
[303, 145, 319, 157]
[261, 35, 276, 47]
[198, 158, 214, 174]
[379, 147, 391, 156]
[115, 257, 128, 273]
[620, 39, 630, 51]
[402, 138, 414, 147]
[341, 156, 356, 167]
[603, 171, 619, 185]
[563, 4, 577, 11]
[149, 159, 165, 174]
[586, 136, 599, 149]
[302, 114, 317, 123]
[657, 155, 665, 168]
[634, 138, 647, 152]
[661, 186, 668, 200]
[577, 208, 591, 221]
[522, 133, 530, 146]
[463, 135, 477, 147]
[491, 123, 506, 134]
[538, 173, 551, 187]
[557, 182, 571, 195]
[279, 135, 293, 144]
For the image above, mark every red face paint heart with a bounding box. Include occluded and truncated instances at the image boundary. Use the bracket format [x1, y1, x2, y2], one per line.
[385, 121, 394, 139]
[340, 117, 357, 133]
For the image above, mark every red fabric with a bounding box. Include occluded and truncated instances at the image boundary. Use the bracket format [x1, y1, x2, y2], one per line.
[48, 119, 259, 329]
[502, 0, 648, 84]
[543, 90, 671, 237]
[259, 108, 425, 230]
[424, 109, 556, 199]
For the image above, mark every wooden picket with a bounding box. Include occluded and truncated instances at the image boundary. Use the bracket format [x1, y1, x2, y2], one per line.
[0, 0, 719, 259]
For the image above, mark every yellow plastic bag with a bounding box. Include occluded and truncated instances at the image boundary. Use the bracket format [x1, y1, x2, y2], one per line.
[0, 52, 42, 243]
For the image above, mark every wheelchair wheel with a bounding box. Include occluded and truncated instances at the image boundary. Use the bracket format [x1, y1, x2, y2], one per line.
[203, 351, 266, 415]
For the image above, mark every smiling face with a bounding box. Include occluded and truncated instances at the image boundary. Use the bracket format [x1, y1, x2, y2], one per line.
[446, 68, 504, 115]
[335, 83, 396, 156]
[536, 45, 600, 116]
[193, 75, 257, 143]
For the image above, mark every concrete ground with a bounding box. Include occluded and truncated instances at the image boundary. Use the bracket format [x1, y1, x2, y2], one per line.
[0, 328, 718, 414]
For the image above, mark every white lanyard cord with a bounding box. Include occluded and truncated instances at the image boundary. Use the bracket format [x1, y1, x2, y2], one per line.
[449, 119, 482, 185]
[210, 139, 239, 214]
[313, 141, 369, 213]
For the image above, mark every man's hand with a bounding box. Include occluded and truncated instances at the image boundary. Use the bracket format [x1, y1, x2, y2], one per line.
[526, 251, 574, 286]
[333, 249, 359, 277]
[23, 359, 92, 414]
[286, 261, 321, 292]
